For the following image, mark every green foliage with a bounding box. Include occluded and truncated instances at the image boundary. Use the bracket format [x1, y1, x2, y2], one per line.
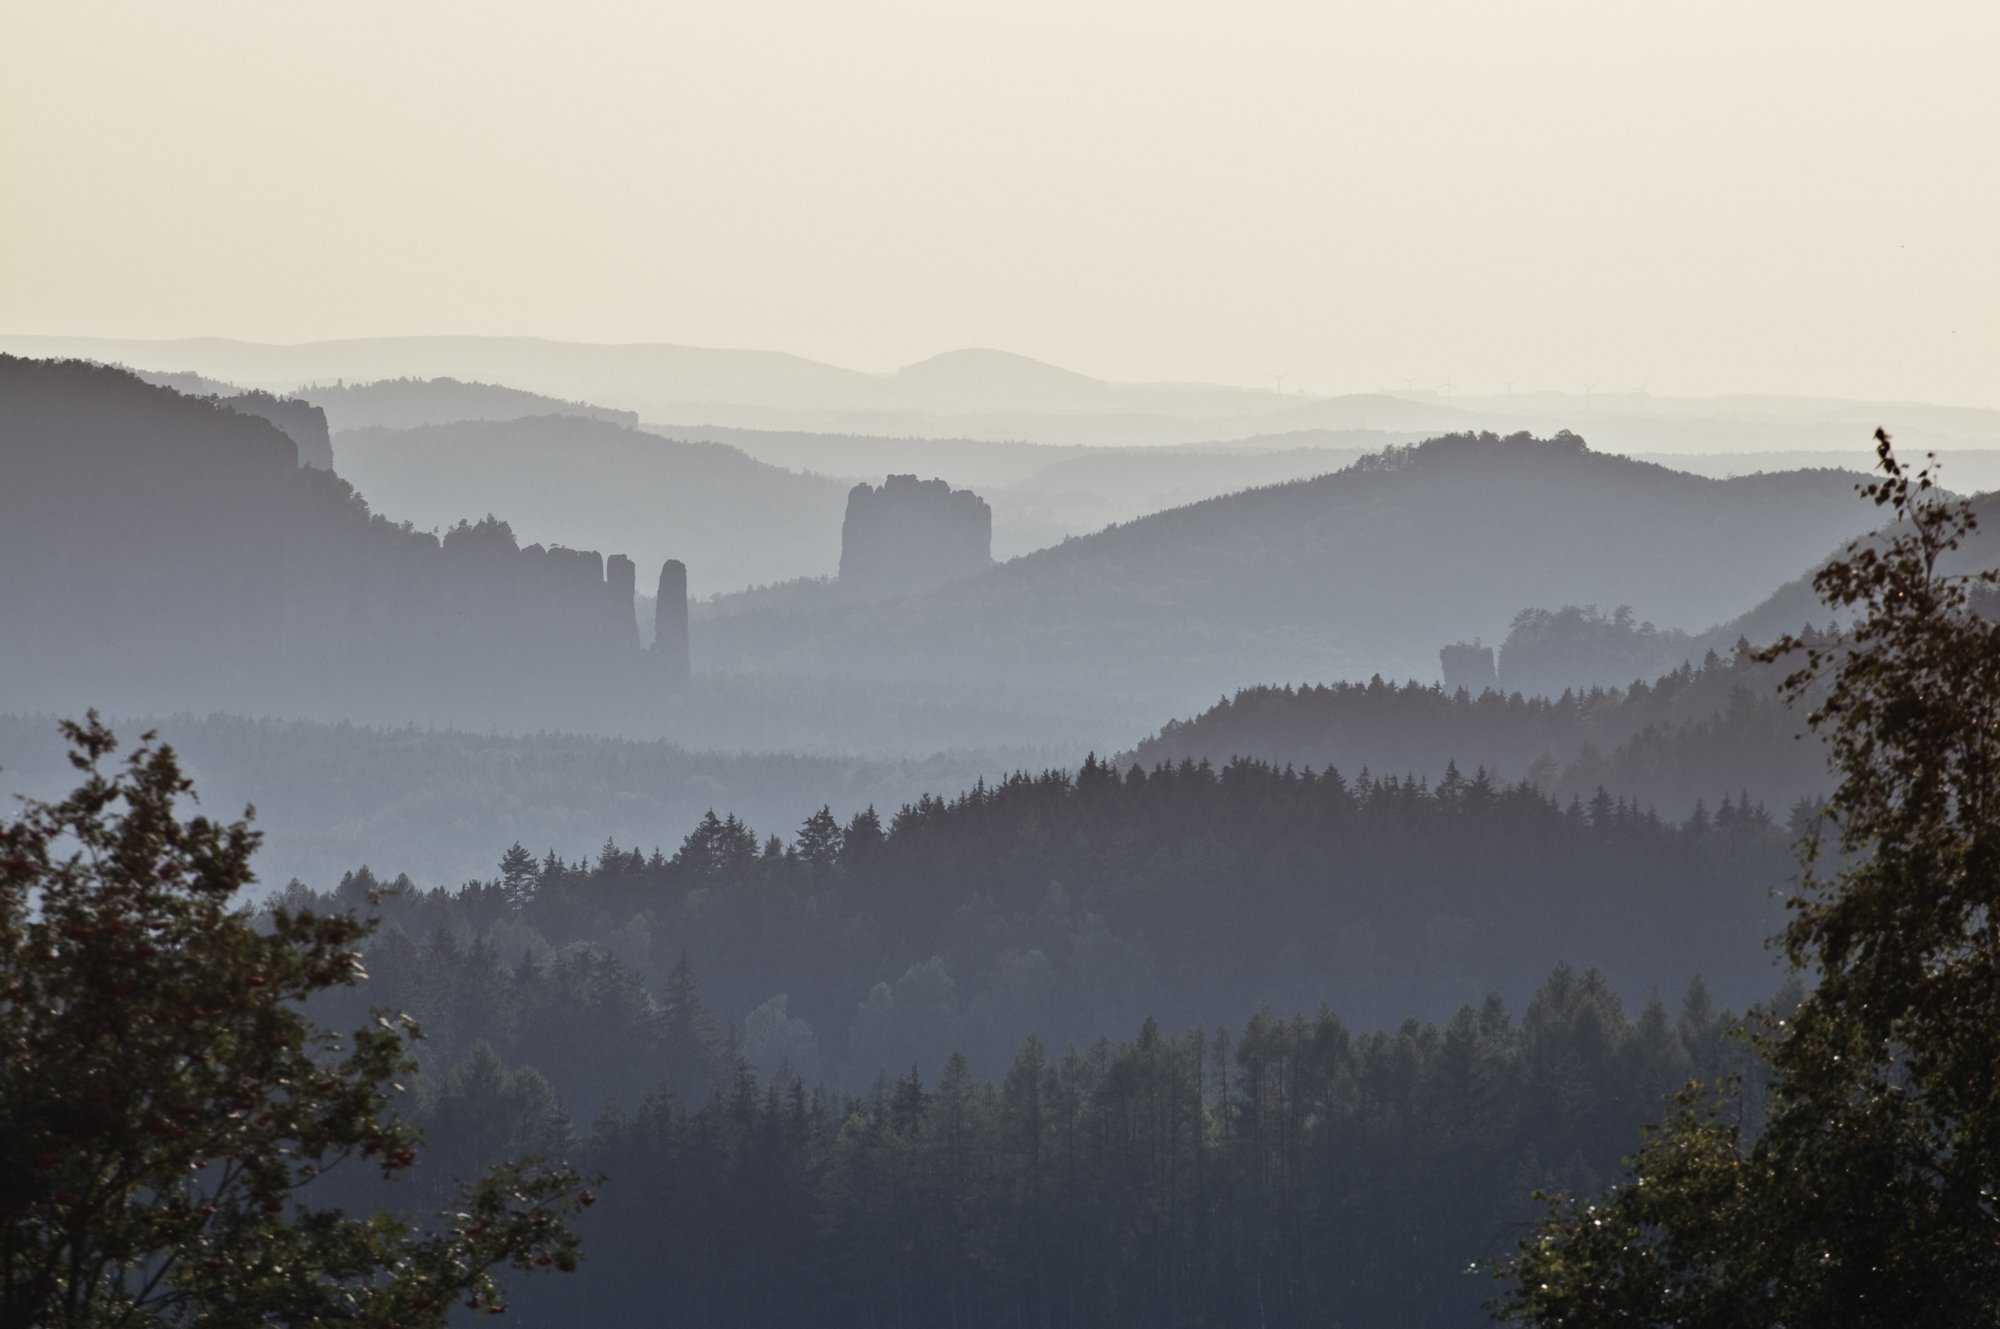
[1497, 433, 2000, 1325]
[0, 716, 589, 1326]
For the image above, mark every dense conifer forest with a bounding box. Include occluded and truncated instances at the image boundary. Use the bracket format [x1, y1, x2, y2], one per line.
[288, 752, 1797, 1093]
[255, 758, 1783, 1326]
[393, 966, 1767, 1328]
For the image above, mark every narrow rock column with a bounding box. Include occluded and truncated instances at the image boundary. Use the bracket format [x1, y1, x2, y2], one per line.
[607, 554, 638, 648]
[653, 559, 690, 687]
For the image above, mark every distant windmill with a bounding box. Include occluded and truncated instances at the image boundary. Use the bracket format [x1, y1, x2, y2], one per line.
[1439, 374, 1456, 397]
[1401, 375, 1419, 392]
[1501, 378, 1517, 396]
[1580, 381, 1599, 396]
[1270, 371, 1290, 395]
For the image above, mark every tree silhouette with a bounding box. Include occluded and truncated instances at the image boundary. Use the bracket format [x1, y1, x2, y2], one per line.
[0, 716, 589, 1326]
[1498, 432, 2000, 1324]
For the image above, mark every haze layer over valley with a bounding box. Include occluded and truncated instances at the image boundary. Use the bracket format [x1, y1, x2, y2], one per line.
[7, 4, 1998, 1323]
[2, 350, 1972, 888]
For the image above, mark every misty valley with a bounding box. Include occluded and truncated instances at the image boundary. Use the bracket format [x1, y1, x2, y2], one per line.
[8, 334, 1999, 1327]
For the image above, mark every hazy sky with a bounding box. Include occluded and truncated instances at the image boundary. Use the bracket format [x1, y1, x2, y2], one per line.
[4, 1, 1995, 404]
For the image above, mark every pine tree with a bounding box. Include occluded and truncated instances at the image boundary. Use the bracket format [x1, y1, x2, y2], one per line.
[499, 839, 538, 906]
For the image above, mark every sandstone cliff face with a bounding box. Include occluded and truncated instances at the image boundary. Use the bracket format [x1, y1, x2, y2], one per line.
[838, 475, 991, 597]
[607, 555, 639, 649]
[1439, 642, 1497, 695]
[220, 390, 334, 469]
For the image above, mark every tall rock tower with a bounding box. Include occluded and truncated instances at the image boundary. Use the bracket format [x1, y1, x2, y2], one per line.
[606, 554, 639, 648]
[654, 559, 690, 687]
[838, 475, 992, 597]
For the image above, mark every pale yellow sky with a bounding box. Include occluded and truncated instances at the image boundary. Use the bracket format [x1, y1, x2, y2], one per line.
[3, 1, 1995, 403]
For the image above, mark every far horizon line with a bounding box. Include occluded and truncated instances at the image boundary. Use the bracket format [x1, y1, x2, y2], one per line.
[3, 330, 1997, 416]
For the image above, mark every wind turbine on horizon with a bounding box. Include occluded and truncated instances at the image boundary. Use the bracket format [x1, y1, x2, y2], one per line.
[1270, 371, 1289, 395]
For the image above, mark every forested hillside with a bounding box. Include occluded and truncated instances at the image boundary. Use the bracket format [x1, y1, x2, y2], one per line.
[1130, 646, 1831, 817]
[1695, 488, 2000, 654]
[275, 731, 1805, 1327]
[333, 415, 851, 594]
[697, 433, 1882, 699]
[293, 751, 1797, 1093]
[347, 963, 1772, 1329]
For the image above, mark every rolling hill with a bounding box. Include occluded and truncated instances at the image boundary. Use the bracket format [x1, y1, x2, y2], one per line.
[697, 432, 1890, 708]
[1696, 485, 2000, 653]
[303, 376, 639, 431]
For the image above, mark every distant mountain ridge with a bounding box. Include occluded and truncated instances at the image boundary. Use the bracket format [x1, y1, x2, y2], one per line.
[7, 333, 1994, 452]
[331, 415, 852, 596]
[697, 432, 1889, 708]
[304, 375, 639, 431]
[1693, 486, 2000, 655]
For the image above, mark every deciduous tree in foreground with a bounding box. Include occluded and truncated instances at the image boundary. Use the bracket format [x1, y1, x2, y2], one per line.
[0, 716, 589, 1326]
[1498, 431, 2000, 1325]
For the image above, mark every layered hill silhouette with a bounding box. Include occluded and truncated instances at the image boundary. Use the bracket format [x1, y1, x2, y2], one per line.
[105, 364, 335, 468]
[633, 424, 1409, 557]
[1, 362, 1929, 762]
[214, 389, 334, 469]
[11, 334, 1997, 455]
[1694, 487, 2000, 655]
[1126, 651, 1830, 820]
[332, 415, 851, 594]
[305, 375, 638, 431]
[0, 357, 668, 731]
[697, 432, 1887, 704]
